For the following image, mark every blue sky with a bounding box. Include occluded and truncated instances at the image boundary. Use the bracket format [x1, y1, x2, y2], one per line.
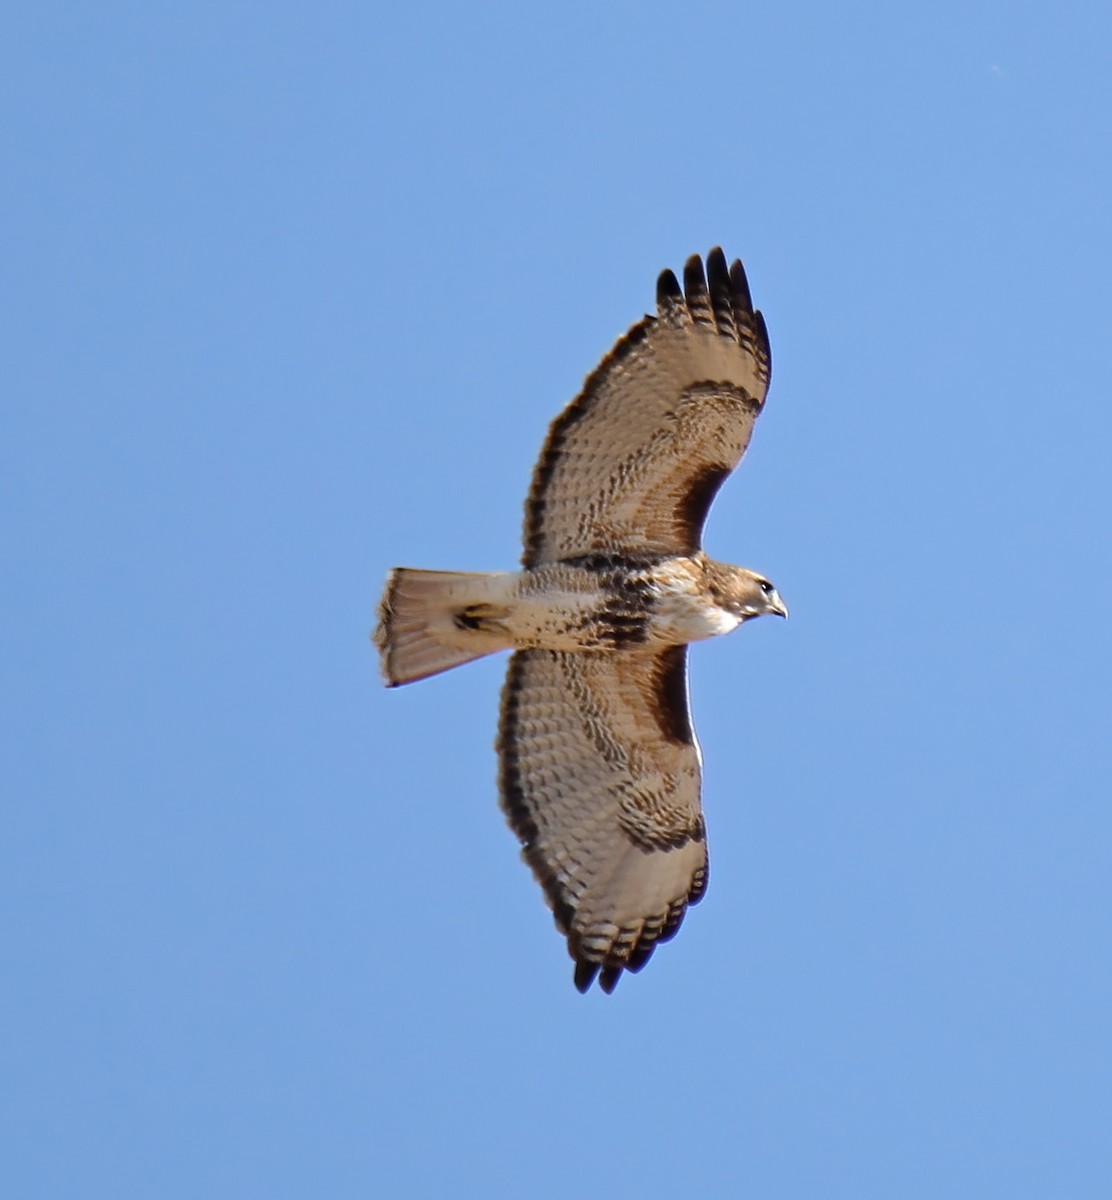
[4, 2, 1112, 1196]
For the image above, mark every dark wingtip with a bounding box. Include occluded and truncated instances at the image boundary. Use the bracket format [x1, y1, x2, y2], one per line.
[729, 257, 754, 313]
[706, 247, 729, 292]
[599, 966, 622, 994]
[656, 267, 683, 312]
[683, 253, 708, 297]
[754, 309, 772, 384]
[683, 254, 713, 326]
[574, 961, 599, 993]
[626, 943, 655, 974]
[706, 248, 735, 336]
[574, 959, 624, 994]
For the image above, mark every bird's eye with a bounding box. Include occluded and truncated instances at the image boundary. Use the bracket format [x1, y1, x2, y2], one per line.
[759, 580, 774, 595]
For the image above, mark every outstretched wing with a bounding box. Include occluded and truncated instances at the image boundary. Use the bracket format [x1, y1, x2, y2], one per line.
[497, 646, 708, 993]
[522, 248, 771, 567]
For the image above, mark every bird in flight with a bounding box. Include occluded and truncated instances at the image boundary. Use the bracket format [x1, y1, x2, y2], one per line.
[374, 249, 786, 993]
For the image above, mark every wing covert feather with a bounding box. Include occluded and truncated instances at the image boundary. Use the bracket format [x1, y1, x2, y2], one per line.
[523, 249, 771, 566]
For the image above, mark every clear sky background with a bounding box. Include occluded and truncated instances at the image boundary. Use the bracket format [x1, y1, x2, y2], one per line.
[4, 3, 1112, 1197]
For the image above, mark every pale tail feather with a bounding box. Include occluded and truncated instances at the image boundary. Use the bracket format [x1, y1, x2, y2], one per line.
[373, 568, 511, 687]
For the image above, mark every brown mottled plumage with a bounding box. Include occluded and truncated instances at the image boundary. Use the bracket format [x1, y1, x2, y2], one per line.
[373, 250, 786, 993]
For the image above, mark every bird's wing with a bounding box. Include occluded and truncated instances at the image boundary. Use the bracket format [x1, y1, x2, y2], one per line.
[522, 249, 771, 567]
[497, 646, 707, 993]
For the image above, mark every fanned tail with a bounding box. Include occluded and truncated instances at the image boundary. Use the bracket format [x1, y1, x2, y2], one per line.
[373, 568, 510, 687]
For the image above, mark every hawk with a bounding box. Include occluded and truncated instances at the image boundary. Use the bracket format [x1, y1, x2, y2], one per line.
[374, 249, 786, 993]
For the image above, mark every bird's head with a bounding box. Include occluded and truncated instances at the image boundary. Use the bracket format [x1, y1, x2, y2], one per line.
[716, 567, 789, 622]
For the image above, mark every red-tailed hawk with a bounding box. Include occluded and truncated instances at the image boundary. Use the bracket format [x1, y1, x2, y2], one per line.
[374, 249, 786, 993]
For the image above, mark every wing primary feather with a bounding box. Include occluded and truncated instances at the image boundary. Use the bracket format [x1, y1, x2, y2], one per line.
[754, 309, 772, 381]
[683, 254, 714, 326]
[656, 267, 683, 313]
[660, 904, 688, 943]
[705, 247, 736, 337]
[626, 943, 655, 973]
[687, 860, 709, 907]
[729, 257, 754, 314]
[574, 961, 600, 993]
[599, 966, 622, 994]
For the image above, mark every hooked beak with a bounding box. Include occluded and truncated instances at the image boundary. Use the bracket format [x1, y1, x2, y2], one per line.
[770, 593, 789, 619]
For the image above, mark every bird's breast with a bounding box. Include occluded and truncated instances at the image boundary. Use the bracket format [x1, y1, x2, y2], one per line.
[648, 589, 741, 643]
